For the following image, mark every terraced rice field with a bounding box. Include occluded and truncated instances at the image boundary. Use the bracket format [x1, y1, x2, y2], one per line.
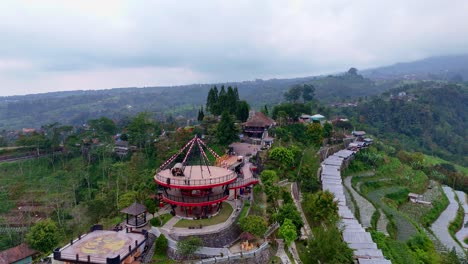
[367, 187, 418, 241]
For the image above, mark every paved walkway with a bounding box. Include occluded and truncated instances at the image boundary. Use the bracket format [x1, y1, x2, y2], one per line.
[344, 176, 375, 228]
[290, 183, 312, 239]
[161, 199, 241, 237]
[377, 209, 389, 236]
[431, 186, 464, 255]
[454, 190, 468, 250]
[275, 239, 291, 264]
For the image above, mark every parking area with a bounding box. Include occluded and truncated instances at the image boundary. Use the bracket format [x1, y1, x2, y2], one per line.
[229, 142, 260, 157]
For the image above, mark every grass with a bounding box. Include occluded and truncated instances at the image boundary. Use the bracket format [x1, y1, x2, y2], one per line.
[448, 202, 464, 238]
[371, 209, 381, 230]
[237, 201, 250, 221]
[174, 202, 233, 227]
[296, 240, 311, 263]
[464, 237, 468, 244]
[269, 256, 282, 264]
[150, 213, 173, 227]
[284, 244, 294, 263]
[152, 252, 175, 263]
[421, 186, 449, 227]
[424, 155, 468, 175]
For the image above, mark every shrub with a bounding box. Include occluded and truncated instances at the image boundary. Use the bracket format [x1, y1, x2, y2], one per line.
[154, 234, 168, 254]
[150, 217, 162, 227]
[177, 237, 203, 258]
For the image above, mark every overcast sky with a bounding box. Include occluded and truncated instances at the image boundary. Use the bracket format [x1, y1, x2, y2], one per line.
[1, 0, 467, 96]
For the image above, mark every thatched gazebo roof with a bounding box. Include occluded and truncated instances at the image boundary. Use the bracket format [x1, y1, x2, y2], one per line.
[120, 202, 146, 216]
[243, 112, 275, 128]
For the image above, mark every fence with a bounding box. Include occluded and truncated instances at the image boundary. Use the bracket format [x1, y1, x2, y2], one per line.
[155, 171, 237, 187]
[195, 242, 270, 264]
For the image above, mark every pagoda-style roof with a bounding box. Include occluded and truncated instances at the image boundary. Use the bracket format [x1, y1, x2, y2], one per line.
[243, 112, 275, 128]
[120, 202, 146, 216]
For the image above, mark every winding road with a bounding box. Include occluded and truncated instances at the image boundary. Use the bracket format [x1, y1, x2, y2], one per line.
[344, 176, 375, 228]
[431, 186, 464, 255]
[454, 190, 468, 250]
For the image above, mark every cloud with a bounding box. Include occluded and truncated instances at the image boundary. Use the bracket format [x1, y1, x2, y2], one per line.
[0, 0, 468, 95]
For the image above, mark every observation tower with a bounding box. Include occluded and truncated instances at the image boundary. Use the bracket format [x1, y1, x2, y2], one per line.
[154, 136, 238, 217]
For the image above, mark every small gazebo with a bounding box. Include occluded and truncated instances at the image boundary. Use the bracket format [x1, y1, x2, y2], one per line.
[120, 202, 147, 228]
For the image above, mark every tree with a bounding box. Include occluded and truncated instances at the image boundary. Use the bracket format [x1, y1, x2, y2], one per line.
[236, 100, 250, 122]
[217, 85, 227, 115]
[127, 112, 160, 149]
[226, 86, 238, 113]
[262, 105, 269, 115]
[260, 170, 278, 184]
[269, 147, 294, 171]
[145, 199, 158, 218]
[307, 123, 323, 146]
[26, 219, 60, 254]
[279, 218, 297, 247]
[308, 225, 354, 263]
[284, 85, 302, 102]
[197, 107, 205, 122]
[154, 234, 168, 254]
[275, 203, 303, 233]
[303, 191, 338, 226]
[206, 86, 219, 114]
[239, 215, 268, 237]
[302, 84, 315, 102]
[88, 117, 117, 140]
[323, 122, 333, 139]
[216, 111, 238, 145]
[177, 237, 203, 258]
[347, 67, 358, 75]
[272, 103, 310, 121]
[118, 191, 138, 209]
[87, 199, 111, 223]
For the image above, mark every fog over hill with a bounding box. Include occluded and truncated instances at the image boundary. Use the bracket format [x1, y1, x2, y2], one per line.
[362, 54, 468, 81]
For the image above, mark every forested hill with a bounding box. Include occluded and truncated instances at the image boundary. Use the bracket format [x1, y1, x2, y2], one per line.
[362, 54, 468, 81]
[354, 83, 468, 166]
[0, 72, 388, 130]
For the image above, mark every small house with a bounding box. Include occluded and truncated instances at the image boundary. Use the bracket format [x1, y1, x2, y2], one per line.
[0, 243, 36, 264]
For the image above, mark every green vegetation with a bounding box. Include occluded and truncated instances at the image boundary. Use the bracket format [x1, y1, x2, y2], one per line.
[302, 191, 338, 225]
[448, 203, 464, 239]
[354, 84, 468, 166]
[371, 231, 448, 264]
[155, 234, 168, 254]
[174, 202, 233, 227]
[279, 218, 297, 246]
[216, 111, 239, 145]
[239, 215, 268, 237]
[421, 187, 449, 227]
[306, 226, 354, 264]
[26, 219, 60, 254]
[150, 214, 173, 227]
[176, 236, 203, 258]
[237, 200, 250, 221]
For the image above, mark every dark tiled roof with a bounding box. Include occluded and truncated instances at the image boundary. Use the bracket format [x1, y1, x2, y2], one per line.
[0, 243, 36, 264]
[120, 202, 147, 215]
[243, 112, 275, 128]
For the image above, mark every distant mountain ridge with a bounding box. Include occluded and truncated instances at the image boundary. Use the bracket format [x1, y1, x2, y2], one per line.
[361, 54, 468, 81]
[1, 54, 468, 130]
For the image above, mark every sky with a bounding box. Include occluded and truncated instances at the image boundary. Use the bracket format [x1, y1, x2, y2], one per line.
[1, 0, 468, 96]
